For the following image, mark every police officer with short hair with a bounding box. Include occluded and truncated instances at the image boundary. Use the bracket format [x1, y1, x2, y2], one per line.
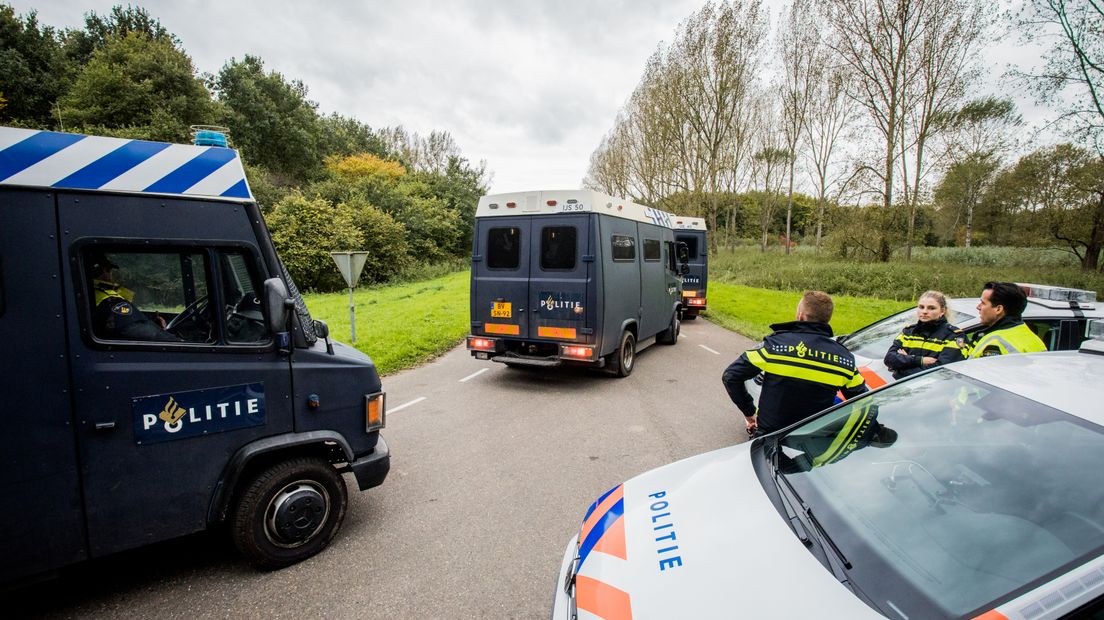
[964, 281, 1046, 358]
[723, 290, 867, 436]
[90, 253, 181, 342]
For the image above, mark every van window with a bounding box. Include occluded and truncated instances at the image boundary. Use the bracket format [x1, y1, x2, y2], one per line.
[541, 226, 577, 271]
[612, 235, 636, 261]
[643, 239, 661, 262]
[82, 247, 271, 345]
[487, 227, 521, 270]
[676, 234, 699, 258]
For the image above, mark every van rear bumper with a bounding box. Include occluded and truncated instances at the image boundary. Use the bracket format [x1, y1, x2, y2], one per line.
[348, 435, 390, 491]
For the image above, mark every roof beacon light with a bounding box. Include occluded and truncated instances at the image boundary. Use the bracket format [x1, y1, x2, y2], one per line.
[1017, 283, 1097, 304]
[191, 125, 230, 148]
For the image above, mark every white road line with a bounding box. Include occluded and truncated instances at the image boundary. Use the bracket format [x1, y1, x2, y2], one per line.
[699, 344, 721, 355]
[389, 396, 426, 413]
[459, 368, 489, 383]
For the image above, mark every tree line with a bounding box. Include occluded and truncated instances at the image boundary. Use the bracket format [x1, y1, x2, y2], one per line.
[584, 0, 1104, 271]
[0, 4, 489, 290]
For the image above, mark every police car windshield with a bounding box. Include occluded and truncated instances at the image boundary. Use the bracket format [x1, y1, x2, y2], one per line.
[842, 306, 978, 359]
[775, 370, 1104, 619]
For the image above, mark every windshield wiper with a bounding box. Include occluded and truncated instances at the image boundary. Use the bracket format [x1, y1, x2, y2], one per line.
[769, 445, 811, 545]
[770, 443, 853, 575]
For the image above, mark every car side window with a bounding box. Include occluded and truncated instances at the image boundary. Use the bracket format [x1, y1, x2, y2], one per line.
[84, 248, 211, 344]
[1025, 319, 1062, 350]
[221, 251, 270, 344]
[611, 235, 635, 261]
[487, 227, 521, 270]
[643, 238, 661, 262]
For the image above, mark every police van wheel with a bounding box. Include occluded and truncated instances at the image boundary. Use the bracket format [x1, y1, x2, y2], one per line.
[229, 456, 348, 570]
[614, 331, 635, 377]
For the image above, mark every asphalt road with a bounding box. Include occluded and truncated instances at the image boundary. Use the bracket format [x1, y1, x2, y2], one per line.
[7, 318, 754, 619]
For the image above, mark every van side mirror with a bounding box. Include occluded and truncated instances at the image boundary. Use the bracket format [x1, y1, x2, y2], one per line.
[680, 264, 690, 275]
[676, 242, 690, 264]
[262, 277, 291, 334]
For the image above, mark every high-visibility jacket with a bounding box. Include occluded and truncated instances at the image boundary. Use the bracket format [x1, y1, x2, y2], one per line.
[92, 278, 179, 342]
[965, 318, 1047, 358]
[883, 317, 965, 379]
[723, 320, 867, 434]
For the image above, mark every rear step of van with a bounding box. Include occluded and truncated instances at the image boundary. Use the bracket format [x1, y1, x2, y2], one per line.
[492, 354, 564, 367]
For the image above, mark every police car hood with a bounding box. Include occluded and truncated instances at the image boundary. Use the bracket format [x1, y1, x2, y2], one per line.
[571, 442, 880, 618]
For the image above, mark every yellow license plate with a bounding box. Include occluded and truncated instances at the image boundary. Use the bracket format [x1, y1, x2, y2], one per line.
[491, 302, 512, 318]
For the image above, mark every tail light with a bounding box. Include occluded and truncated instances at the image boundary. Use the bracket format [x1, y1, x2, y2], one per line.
[688, 298, 706, 307]
[468, 337, 497, 351]
[365, 391, 386, 431]
[561, 345, 594, 360]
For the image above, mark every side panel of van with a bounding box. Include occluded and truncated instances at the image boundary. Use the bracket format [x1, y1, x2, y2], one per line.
[58, 192, 295, 556]
[0, 188, 88, 581]
[639, 224, 673, 338]
[471, 217, 531, 340]
[528, 215, 593, 343]
[599, 215, 642, 356]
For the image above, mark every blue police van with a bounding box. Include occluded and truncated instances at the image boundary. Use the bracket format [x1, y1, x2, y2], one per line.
[466, 189, 687, 377]
[0, 127, 390, 581]
[673, 217, 708, 319]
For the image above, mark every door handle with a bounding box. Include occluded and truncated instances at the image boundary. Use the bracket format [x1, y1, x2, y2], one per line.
[93, 421, 117, 431]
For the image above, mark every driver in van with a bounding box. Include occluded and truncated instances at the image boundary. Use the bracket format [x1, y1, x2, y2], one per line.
[90, 252, 181, 342]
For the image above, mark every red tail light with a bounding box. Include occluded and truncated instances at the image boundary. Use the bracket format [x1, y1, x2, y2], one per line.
[562, 346, 594, 360]
[468, 337, 496, 351]
[688, 298, 706, 306]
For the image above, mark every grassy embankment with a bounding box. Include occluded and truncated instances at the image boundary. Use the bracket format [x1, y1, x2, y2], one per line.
[703, 246, 1104, 340]
[302, 270, 469, 375]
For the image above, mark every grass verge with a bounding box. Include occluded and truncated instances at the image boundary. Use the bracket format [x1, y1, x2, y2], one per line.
[303, 270, 470, 375]
[704, 282, 909, 341]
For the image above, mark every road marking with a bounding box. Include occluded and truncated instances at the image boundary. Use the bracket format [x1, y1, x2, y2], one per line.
[459, 368, 489, 383]
[699, 344, 720, 355]
[390, 396, 426, 413]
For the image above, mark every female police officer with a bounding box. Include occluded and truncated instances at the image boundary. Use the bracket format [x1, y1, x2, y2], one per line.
[883, 290, 964, 379]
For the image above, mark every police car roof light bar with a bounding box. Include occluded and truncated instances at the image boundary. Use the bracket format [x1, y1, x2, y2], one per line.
[1017, 283, 1096, 304]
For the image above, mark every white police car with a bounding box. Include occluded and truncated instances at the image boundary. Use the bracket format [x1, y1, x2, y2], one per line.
[838, 284, 1099, 389]
[553, 331, 1104, 619]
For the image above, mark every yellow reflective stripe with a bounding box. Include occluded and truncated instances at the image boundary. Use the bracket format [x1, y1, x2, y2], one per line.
[897, 336, 955, 353]
[812, 404, 871, 467]
[757, 347, 856, 375]
[745, 350, 855, 387]
[844, 372, 865, 389]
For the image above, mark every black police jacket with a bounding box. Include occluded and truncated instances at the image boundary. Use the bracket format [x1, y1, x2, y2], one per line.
[883, 317, 964, 379]
[722, 320, 867, 433]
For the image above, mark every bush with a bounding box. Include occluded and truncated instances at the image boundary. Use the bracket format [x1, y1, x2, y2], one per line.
[267, 191, 363, 291]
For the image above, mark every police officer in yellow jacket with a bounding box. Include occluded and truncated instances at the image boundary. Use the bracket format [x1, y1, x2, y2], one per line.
[723, 291, 867, 436]
[90, 253, 181, 342]
[964, 281, 1046, 358]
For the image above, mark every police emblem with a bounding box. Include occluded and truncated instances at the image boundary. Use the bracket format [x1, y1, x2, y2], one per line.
[112, 301, 133, 315]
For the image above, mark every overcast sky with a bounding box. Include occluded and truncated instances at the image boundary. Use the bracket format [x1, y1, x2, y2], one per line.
[10, 1, 1053, 195]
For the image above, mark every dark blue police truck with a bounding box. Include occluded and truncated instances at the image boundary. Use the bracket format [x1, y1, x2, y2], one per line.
[673, 217, 708, 320]
[466, 190, 686, 377]
[0, 127, 389, 582]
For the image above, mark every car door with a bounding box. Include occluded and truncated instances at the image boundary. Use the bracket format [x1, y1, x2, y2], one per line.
[529, 215, 591, 342]
[59, 193, 294, 557]
[472, 217, 531, 340]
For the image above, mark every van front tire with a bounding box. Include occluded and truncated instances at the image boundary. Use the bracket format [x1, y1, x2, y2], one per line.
[613, 331, 635, 377]
[230, 456, 348, 570]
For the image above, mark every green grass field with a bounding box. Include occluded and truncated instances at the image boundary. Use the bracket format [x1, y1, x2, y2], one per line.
[303, 270, 470, 375]
[704, 282, 908, 341]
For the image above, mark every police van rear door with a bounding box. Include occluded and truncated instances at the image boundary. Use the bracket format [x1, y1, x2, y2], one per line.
[472, 217, 531, 340]
[676, 231, 706, 295]
[529, 215, 591, 343]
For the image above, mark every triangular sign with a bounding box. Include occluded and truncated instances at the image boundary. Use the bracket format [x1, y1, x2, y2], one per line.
[330, 251, 370, 288]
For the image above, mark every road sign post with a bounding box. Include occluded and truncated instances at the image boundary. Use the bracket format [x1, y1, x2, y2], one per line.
[330, 251, 370, 344]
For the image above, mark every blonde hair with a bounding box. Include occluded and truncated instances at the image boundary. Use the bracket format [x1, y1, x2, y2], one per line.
[919, 290, 951, 321]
